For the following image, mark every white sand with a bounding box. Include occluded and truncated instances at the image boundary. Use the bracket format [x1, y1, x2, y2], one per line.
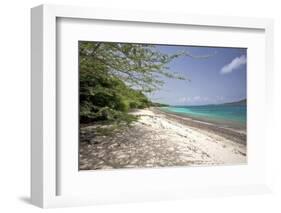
[131, 108, 246, 165]
[80, 108, 247, 170]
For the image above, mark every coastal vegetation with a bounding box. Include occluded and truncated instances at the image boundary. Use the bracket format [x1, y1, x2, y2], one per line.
[78, 43, 247, 170]
[79, 41, 183, 125]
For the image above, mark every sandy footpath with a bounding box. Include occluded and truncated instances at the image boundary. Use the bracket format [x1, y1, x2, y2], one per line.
[79, 108, 246, 170]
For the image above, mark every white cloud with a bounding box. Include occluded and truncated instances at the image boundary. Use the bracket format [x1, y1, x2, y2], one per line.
[220, 55, 246, 74]
[178, 97, 187, 103]
[178, 96, 211, 104]
[178, 96, 196, 103]
[216, 96, 224, 100]
[194, 96, 201, 101]
[178, 97, 193, 103]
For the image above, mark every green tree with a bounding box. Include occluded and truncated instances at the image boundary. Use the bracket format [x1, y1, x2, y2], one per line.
[79, 42, 185, 92]
[79, 41, 185, 123]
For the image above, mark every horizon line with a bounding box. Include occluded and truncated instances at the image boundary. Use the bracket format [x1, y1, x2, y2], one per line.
[153, 98, 247, 107]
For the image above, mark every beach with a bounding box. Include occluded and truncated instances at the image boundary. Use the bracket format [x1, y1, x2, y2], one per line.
[79, 107, 247, 170]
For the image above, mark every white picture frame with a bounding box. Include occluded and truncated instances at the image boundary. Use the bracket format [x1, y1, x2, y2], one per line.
[31, 4, 274, 208]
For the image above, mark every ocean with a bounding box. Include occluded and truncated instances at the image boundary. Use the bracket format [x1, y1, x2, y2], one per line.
[161, 104, 246, 129]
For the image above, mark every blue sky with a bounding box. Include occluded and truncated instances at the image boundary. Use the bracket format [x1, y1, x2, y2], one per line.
[148, 45, 247, 106]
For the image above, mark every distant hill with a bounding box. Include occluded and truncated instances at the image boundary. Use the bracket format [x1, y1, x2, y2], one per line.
[150, 102, 169, 107]
[222, 99, 247, 105]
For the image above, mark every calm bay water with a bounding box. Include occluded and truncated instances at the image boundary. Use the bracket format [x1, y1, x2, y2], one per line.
[162, 104, 246, 128]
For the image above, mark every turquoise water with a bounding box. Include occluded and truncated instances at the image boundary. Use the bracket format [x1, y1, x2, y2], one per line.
[162, 104, 246, 127]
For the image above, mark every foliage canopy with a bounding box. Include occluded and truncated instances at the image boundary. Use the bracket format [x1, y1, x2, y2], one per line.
[79, 41, 184, 124]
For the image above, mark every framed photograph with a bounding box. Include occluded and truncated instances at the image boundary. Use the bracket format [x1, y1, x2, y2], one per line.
[31, 4, 274, 208]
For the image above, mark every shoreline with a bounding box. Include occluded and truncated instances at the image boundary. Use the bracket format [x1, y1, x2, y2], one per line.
[152, 107, 247, 145]
[160, 107, 246, 131]
[80, 108, 247, 170]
